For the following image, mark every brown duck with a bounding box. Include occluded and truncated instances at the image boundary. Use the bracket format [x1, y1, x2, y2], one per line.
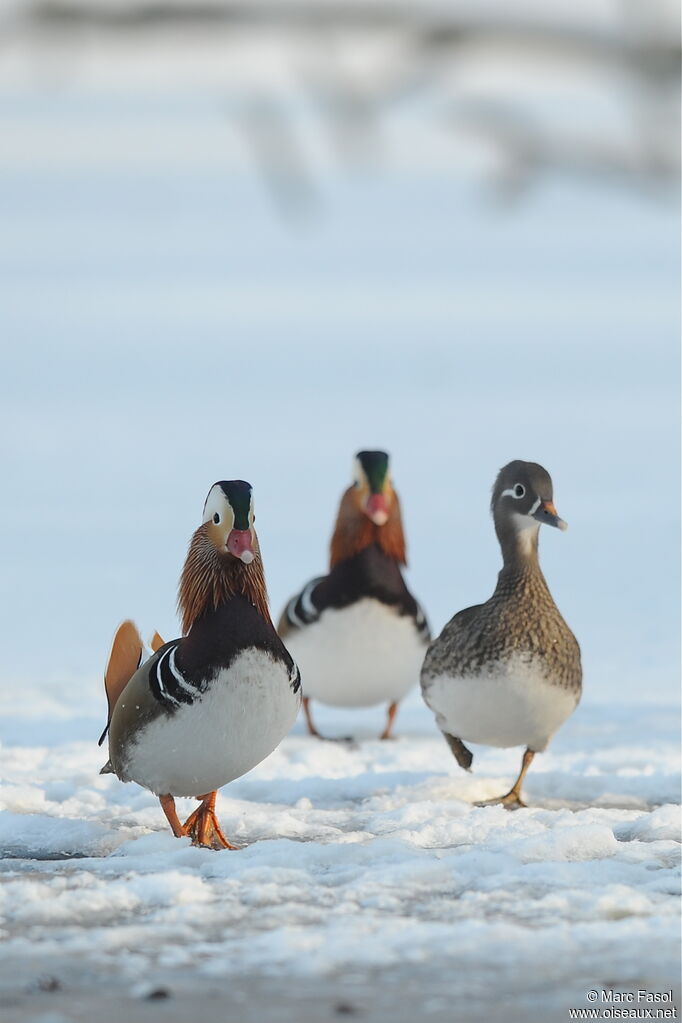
[421, 460, 581, 808]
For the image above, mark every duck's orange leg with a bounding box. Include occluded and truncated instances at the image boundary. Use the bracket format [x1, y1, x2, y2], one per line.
[181, 794, 206, 836]
[380, 701, 399, 740]
[183, 791, 237, 850]
[475, 749, 536, 810]
[159, 794, 187, 838]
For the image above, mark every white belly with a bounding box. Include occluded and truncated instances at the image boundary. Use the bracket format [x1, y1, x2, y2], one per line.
[123, 648, 300, 797]
[422, 654, 578, 752]
[286, 598, 427, 708]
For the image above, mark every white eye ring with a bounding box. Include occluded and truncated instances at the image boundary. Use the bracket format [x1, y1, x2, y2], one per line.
[213, 513, 220, 524]
[513, 484, 525, 499]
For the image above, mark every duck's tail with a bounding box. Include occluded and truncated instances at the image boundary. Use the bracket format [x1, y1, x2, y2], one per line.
[98, 621, 167, 748]
[98, 620, 144, 747]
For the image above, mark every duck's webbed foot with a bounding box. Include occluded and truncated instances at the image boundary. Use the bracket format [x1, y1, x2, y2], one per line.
[183, 792, 237, 850]
[475, 789, 527, 810]
[474, 748, 535, 811]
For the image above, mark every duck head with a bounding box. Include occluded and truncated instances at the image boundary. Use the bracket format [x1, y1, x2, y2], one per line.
[352, 450, 394, 526]
[179, 479, 270, 634]
[202, 480, 256, 564]
[491, 460, 567, 559]
[330, 450, 406, 568]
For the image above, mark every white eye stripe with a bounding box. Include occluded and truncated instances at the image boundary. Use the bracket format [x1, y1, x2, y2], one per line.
[202, 486, 238, 528]
[501, 486, 526, 501]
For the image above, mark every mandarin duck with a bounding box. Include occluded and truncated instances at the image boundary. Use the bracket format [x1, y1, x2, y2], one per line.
[421, 460, 581, 808]
[99, 480, 301, 848]
[279, 450, 429, 740]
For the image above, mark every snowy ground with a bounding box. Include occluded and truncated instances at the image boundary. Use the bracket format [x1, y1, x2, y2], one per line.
[0, 695, 680, 1022]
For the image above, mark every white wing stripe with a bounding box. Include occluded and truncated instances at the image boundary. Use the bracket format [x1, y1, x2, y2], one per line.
[300, 580, 318, 620]
[154, 649, 181, 708]
[287, 596, 305, 629]
[168, 646, 197, 695]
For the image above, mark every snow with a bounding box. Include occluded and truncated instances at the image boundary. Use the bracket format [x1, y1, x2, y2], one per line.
[0, 696, 679, 1012]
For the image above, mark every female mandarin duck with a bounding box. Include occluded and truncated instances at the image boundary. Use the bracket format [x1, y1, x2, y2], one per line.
[99, 480, 301, 849]
[279, 451, 430, 740]
[420, 461, 581, 808]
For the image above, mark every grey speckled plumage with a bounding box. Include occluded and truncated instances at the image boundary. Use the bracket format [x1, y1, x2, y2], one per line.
[422, 558, 581, 693]
[421, 460, 582, 806]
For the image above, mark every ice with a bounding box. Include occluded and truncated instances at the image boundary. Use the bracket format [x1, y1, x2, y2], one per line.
[0, 696, 679, 1006]
[0, 812, 120, 861]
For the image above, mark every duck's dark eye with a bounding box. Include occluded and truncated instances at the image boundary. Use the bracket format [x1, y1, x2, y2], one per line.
[213, 513, 220, 524]
[514, 484, 525, 498]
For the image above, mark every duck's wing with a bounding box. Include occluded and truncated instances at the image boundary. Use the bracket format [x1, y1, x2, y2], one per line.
[420, 602, 484, 685]
[99, 620, 144, 746]
[279, 567, 431, 645]
[411, 598, 431, 644]
[103, 656, 167, 778]
[277, 576, 327, 638]
[445, 602, 484, 633]
[149, 631, 165, 652]
[102, 636, 197, 775]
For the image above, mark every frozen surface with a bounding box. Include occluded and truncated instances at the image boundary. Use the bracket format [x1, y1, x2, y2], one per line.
[0, 695, 679, 1020]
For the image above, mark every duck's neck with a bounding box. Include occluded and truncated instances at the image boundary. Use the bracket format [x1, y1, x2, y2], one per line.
[329, 488, 406, 570]
[178, 525, 271, 635]
[494, 517, 549, 593]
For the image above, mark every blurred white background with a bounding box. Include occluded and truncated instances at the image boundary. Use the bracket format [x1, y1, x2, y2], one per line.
[0, 0, 679, 714]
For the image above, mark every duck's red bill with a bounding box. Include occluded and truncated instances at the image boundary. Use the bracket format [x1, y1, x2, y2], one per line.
[227, 529, 255, 563]
[366, 493, 389, 526]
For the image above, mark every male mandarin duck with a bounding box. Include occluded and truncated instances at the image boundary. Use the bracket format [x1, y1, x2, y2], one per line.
[278, 450, 430, 740]
[99, 480, 301, 849]
[421, 461, 581, 808]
